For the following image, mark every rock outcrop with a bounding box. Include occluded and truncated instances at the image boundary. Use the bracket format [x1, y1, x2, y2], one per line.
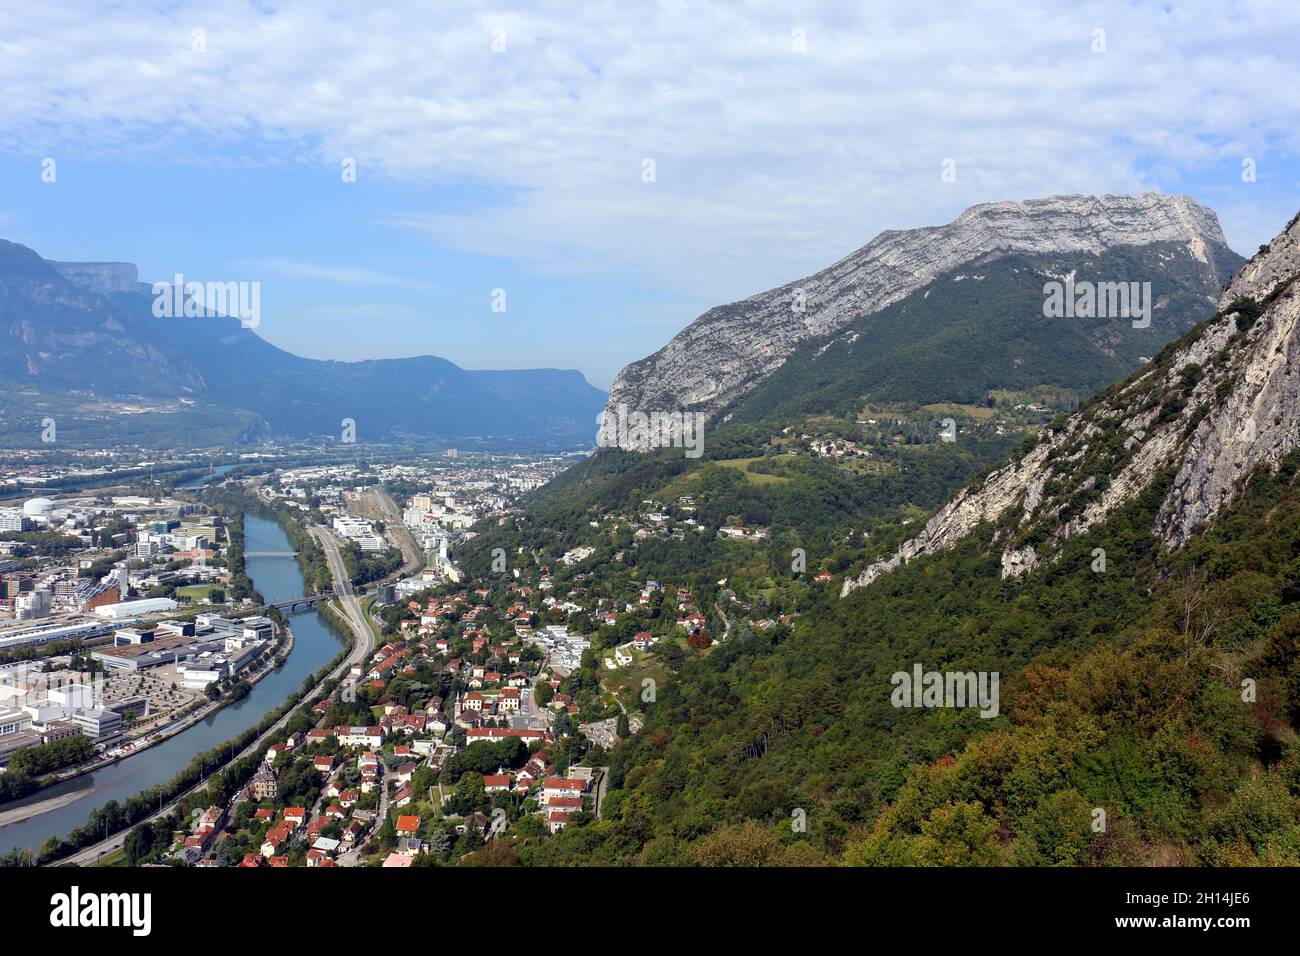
[607, 193, 1233, 443]
[50, 261, 152, 296]
[841, 210, 1300, 598]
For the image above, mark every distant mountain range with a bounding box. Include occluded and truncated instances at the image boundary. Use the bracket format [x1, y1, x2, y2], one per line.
[0, 241, 606, 448]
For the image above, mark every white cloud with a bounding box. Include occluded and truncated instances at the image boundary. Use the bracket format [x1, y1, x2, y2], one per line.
[2, 0, 1299, 305]
[252, 258, 425, 288]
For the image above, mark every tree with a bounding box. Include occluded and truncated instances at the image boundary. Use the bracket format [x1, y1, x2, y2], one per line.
[124, 822, 155, 865]
[378, 811, 397, 850]
[690, 821, 780, 867]
[427, 827, 454, 859]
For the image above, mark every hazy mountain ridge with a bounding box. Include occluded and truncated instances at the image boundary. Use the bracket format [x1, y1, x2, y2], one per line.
[0, 240, 606, 447]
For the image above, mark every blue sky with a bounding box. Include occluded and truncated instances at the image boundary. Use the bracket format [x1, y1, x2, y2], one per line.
[1, 1, 1297, 389]
[0, 155, 679, 386]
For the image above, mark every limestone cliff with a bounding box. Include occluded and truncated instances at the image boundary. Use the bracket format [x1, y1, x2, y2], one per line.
[607, 193, 1233, 444]
[841, 211, 1300, 597]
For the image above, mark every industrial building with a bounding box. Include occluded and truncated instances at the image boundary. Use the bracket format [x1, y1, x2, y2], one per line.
[91, 597, 179, 620]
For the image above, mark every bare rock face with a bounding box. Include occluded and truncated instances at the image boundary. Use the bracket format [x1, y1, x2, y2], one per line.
[839, 440, 1058, 596]
[1221, 214, 1300, 304]
[1157, 214, 1300, 547]
[49, 261, 151, 296]
[841, 209, 1300, 598]
[607, 193, 1230, 443]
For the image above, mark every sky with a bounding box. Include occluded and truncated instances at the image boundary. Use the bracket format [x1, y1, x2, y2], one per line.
[0, 1, 1297, 390]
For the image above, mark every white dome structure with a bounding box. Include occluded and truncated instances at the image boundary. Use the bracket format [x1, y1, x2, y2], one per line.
[23, 497, 54, 517]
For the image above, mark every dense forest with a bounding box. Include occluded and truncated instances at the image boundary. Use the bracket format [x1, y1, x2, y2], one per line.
[515, 443, 1300, 865]
[718, 241, 1241, 426]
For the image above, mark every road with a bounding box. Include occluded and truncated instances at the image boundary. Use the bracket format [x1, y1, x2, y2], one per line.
[519, 653, 553, 731]
[309, 524, 374, 649]
[61, 525, 376, 867]
[593, 767, 609, 819]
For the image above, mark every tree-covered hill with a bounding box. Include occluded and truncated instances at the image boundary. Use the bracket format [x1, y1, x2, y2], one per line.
[719, 241, 1242, 425]
[498, 216, 1300, 868]
[519, 445, 1300, 865]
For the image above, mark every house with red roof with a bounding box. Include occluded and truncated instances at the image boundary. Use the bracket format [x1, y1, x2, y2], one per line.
[540, 776, 587, 806]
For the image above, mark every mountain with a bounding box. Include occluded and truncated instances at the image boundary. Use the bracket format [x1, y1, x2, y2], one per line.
[716, 239, 1241, 426]
[503, 206, 1300, 868]
[606, 193, 1240, 441]
[0, 240, 606, 448]
[516, 193, 1241, 557]
[840, 210, 1300, 596]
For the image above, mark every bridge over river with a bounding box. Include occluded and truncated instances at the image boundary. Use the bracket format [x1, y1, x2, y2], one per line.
[266, 591, 332, 613]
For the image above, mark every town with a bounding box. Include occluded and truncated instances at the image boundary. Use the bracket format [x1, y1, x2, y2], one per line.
[0, 448, 649, 866]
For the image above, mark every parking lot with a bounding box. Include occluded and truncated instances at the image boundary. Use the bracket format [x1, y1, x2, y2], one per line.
[101, 666, 204, 735]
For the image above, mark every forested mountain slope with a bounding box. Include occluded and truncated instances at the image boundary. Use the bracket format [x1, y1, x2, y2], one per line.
[516, 209, 1300, 867]
[842, 211, 1300, 595]
[606, 193, 1238, 437]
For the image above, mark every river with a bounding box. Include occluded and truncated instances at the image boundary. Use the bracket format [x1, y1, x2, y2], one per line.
[0, 514, 344, 855]
[176, 463, 238, 489]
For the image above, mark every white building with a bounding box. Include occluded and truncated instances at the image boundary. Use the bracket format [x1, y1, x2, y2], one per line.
[0, 707, 32, 737]
[0, 509, 27, 532]
[23, 498, 55, 521]
[333, 516, 386, 552]
[15, 588, 52, 621]
[93, 597, 179, 621]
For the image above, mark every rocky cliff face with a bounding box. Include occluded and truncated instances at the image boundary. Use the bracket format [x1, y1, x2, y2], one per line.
[607, 193, 1233, 443]
[1158, 214, 1300, 548]
[0, 241, 202, 395]
[50, 261, 152, 296]
[841, 210, 1300, 598]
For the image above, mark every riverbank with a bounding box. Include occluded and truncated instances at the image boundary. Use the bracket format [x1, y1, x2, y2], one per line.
[54, 531, 375, 865]
[0, 785, 94, 829]
[59, 624, 355, 866]
[0, 513, 346, 861]
[0, 620, 296, 828]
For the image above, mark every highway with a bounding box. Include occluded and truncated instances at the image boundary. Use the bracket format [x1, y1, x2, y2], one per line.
[309, 524, 375, 651]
